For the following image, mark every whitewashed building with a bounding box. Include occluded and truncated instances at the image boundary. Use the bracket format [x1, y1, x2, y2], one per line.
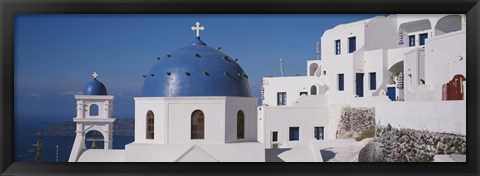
[259, 14, 466, 150]
[319, 14, 466, 104]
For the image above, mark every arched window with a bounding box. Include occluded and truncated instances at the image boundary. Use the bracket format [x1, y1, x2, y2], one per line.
[310, 85, 317, 95]
[237, 110, 245, 139]
[90, 104, 99, 116]
[191, 110, 204, 140]
[146, 111, 154, 139]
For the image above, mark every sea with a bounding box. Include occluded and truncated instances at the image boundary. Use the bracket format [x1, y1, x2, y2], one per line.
[14, 115, 134, 162]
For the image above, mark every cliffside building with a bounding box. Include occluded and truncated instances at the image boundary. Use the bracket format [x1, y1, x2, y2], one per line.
[259, 14, 466, 149]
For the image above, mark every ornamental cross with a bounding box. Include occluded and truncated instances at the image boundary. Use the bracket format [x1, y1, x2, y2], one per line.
[92, 72, 98, 79]
[191, 22, 205, 37]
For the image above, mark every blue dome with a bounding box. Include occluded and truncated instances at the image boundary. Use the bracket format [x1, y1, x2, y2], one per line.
[141, 37, 251, 97]
[83, 78, 107, 95]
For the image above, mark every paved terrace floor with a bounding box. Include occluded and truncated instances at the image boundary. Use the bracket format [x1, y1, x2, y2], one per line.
[265, 138, 372, 162]
[314, 138, 372, 162]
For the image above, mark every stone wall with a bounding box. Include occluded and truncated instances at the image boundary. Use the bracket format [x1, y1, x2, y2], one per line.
[336, 107, 375, 139]
[368, 124, 466, 162]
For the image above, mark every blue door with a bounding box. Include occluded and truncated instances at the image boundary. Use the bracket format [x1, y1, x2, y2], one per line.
[387, 87, 396, 101]
[419, 33, 428, 46]
[356, 73, 364, 97]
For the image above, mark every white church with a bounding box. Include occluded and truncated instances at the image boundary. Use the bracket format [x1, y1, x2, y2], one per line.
[69, 22, 264, 162]
[69, 14, 466, 162]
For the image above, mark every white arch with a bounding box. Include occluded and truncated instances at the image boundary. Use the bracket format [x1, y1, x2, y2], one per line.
[434, 15, 462, 36]
[399, 19, 432, 34]
[83, 124, 111, 149]
[85, 126, 108, 140]
[85, 129, 106, 149]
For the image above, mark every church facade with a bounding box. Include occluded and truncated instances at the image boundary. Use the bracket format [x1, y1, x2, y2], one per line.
[69, 22, 265, 162]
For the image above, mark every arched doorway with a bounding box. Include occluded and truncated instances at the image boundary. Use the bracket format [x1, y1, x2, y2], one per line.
[388, 61, 405, 101]
[310, 85, 317, 95]
[442, 74, 466, 100]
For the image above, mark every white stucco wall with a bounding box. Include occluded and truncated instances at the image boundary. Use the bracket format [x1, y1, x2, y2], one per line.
[262, 76, 325, 106]
[134, 98, 167, 144]
[375, 101, 466, 135]
[167, 100, 225, 144]
[257, 106, 265, 144]
[325, 105, 344, 140]
[322, 54, 355, 104]
[225, 97, 258, 143]
[363, 49, 388, 97]
[321, 20, 366, 59]
[260, 95, 329, 149]
[387, 47, 415, 69]
[424, 31, 466, 89]
[307, 60, 323, 77]
[404, 49, 424, 88]
[134, 97, 258, 145]
[364, 15, 399, 50]
[320, 20, 366, 104]
[74, 95, 114, 119]
[127, 96, 264, 162]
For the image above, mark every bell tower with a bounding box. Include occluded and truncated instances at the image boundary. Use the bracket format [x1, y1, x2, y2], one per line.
[69, 72, 115, 162]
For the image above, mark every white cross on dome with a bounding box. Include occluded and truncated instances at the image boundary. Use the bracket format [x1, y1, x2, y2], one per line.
[92, 72, 98, 79]
[191, 22, 205, 38]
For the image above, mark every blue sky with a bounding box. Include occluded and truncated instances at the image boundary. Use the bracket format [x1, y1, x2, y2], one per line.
[14, 14, 383, 120]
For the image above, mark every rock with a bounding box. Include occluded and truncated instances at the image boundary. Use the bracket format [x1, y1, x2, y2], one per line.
[358, 142, 385, 162]
[336, 107, 375, 139]
[372, 125, 467, 162]
[394, 152, 401, 158]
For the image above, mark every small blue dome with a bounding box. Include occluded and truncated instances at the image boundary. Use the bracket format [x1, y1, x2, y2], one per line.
[141, 37, 251, 97]
[83, 78, 107, 95]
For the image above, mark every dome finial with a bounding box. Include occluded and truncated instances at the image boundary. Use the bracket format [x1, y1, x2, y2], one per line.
[84, 72, 107, 95]
[92, 72, 98, 79]
[191, 22, 205, 38]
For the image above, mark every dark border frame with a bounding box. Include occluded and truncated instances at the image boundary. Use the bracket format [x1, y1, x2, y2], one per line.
[1, 0, 479, 175]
